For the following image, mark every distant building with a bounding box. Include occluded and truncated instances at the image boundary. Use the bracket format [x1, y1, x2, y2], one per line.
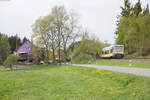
[17, 41, 32, 61]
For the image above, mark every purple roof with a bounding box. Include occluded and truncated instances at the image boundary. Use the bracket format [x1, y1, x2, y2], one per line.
[17, 41, 31, 54]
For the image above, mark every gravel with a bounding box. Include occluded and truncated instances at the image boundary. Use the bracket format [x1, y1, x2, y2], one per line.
[72, 64, 150, 77]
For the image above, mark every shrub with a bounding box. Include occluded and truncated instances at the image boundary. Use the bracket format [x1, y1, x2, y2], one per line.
[30, 47, 47, 64]
[3, 54, 17, 70]
[73, 53, 94, 63]
[71, 39, 104, 63]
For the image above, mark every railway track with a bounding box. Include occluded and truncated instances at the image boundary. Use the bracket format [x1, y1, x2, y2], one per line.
[102, 58, 150, 62]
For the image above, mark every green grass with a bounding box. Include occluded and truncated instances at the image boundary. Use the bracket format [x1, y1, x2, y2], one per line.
[91, 60, 150, 68]
[0, 65, 150, 100]
[124, 54, 150, 59]
[124, 54, 144, 59]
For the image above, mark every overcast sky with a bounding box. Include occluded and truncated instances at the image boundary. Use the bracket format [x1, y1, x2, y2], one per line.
[0, 0, 150, 44]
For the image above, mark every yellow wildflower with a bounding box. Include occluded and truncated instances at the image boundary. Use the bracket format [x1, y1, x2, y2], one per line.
[107, 87, 116, 94]
[101, 86, 106, 92]
[95, 69, 102, 73]
[132, 93, 136, 97]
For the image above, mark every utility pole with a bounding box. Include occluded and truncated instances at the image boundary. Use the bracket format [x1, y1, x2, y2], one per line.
[16, 34, 18, 65]
[16, 34, 18, 51]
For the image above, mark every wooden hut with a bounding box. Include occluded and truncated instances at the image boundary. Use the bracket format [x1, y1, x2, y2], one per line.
[17, 41, 32, 61]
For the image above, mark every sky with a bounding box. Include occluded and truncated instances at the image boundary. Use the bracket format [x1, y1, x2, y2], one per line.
[0, 0, 150, 44]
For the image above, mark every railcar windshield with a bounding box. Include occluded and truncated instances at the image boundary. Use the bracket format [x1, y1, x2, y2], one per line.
[114, 46, 124, 52]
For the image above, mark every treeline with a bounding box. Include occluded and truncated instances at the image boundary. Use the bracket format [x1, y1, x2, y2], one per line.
[116, 0, 150, 56]
[0, 33, 28, 64]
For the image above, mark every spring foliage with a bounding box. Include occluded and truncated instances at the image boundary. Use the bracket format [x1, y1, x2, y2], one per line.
[32, 6, 79, 64]
[0, 34, 10, 64]
[116, 0, 150, 56]
[71, 39, 104, 63]
[30, 47, 46, 64]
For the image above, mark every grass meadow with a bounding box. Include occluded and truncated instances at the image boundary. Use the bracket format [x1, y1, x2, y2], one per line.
[0, 65, 150, 100]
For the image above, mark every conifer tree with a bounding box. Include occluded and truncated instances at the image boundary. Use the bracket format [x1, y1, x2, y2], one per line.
[133, 0, 142, 16]
[121, 0, 132, 17]
[143, 4, 149, 15]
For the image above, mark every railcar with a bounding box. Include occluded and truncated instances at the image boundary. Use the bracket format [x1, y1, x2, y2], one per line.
[101, 45, 124, 59]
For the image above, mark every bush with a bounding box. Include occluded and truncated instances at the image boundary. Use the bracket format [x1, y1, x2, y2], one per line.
[71, 39, 104, 63]
[30, 47, 46, 64]
[72, 53, 94, 63]
[3, 54, 17, 70]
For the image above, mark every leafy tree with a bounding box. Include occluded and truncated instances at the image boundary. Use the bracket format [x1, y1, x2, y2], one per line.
[0, 34, 10, 64]
[3, 54, 17, 70]
[116, 1, 150, 56]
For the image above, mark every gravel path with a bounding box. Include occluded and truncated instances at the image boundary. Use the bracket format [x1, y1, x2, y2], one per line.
[72, 64, 150, 77]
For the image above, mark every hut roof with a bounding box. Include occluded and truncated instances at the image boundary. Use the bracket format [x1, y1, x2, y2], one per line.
[17, 41, 31, 54]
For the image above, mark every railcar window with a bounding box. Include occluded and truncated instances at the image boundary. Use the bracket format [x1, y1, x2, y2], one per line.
[111, 49, 113, 53]
[106, 50, 109, 54]
[102, 51, 104, 54]
[114, 46, 123, 52]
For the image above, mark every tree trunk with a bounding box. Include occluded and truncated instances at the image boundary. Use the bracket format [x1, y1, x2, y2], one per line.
[58, 26, 61, 66]
[58, 45, 61, 65]
[63, 45, 67, 64]
[52, 46, 56, 64]
[46, 49, 49, 64]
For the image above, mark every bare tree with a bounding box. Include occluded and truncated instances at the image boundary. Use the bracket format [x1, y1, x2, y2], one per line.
[61, 12, 80, 63]
[44, 15, 58, 64]
[51, 6, 80, 64]
[51, 6, 69, 65]
[32, 17, 50, 63]
[32, 6, 81, 65]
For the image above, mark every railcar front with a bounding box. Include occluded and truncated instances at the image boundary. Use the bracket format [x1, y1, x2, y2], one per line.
[101, 45, 124, 59]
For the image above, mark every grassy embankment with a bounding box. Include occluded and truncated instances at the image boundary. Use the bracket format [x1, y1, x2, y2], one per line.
[74, 58, 150, 68]
[0, 65, 150, 100]
[124, 54, 150, 59]
[90, 60, 150, 68]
